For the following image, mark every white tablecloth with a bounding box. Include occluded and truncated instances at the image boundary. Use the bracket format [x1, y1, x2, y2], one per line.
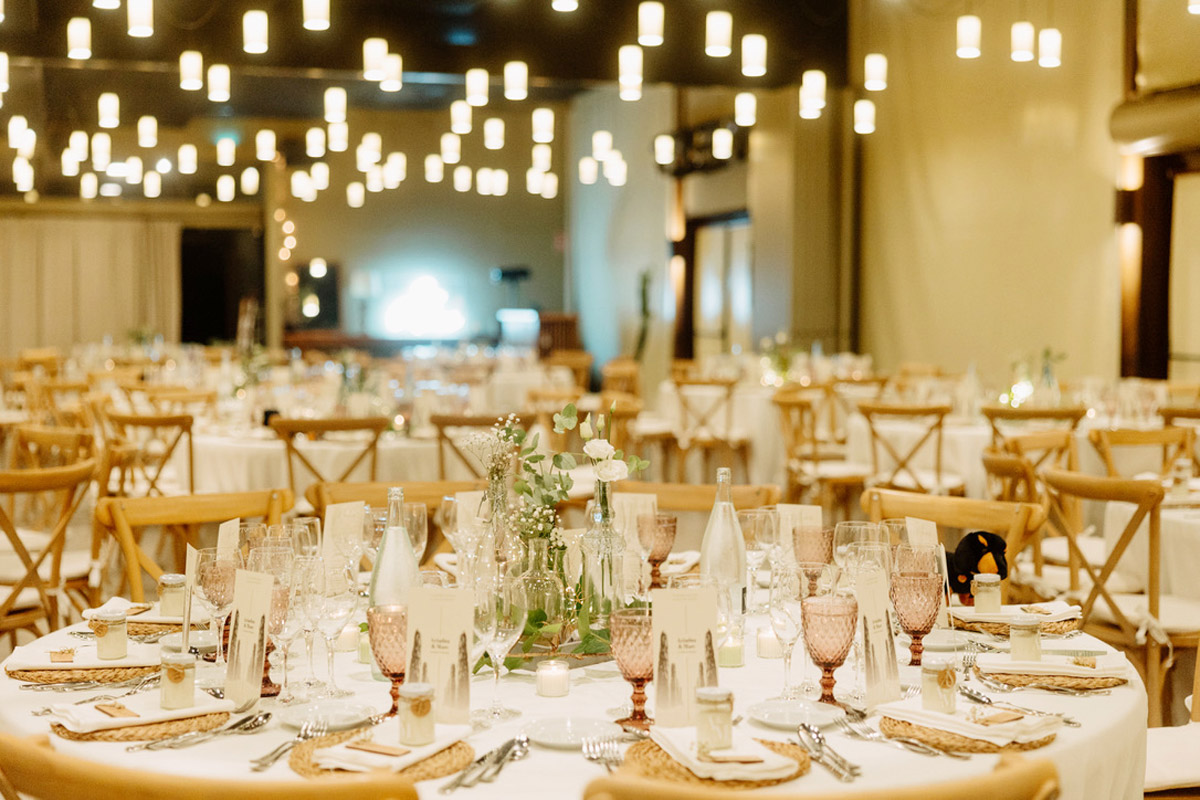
[0, 615, 1146, 799]
[1103, 500, 1200, 600]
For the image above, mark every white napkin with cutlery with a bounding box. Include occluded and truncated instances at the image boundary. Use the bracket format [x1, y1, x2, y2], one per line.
[6, 641, 163, 671]
[877, 696, 1061, 748]
[975, 653, 1129, 680]
[949, 600, 1081, 625]
[314, 724, 472, 772]
[650, 726, 797, 781]
[46, 691, 235, 733]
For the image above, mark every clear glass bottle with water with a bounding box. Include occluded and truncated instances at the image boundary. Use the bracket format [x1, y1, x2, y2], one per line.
[368, 487, 421, 608]
[700, 468, 747, 615]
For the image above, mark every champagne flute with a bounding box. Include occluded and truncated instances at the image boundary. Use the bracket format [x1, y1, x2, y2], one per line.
[362, 506, 388, 569]
[737, 508, 776, 613]
[405, 502, 428, 563]
[295, 555, 326, 691]
[315, 561, 359, 698]
[194, 547, 243, 688]
[482, 571, 527, 722]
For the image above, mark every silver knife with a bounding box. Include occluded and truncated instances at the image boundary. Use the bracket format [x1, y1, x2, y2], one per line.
[796, 725, 854, 782]
[475, 737, 518, 783]
[439, 745, 503, 794]
[1043, 649, 1108, 658]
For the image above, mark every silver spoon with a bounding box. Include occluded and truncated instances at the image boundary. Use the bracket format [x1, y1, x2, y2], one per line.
[160, 710, 273, 748]
[958, 684, 1080, 727]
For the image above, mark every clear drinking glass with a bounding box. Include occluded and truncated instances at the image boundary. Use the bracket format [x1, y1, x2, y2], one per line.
[481, 571, 528, 722]
[193, 547, 244, 688]
[405, 502, 428, 563]
[295, 554, 327, 691]
[737, 507, 776, 613]
[292, 516, 322, 557]
[833, 521, 885, 568]
[315, 562, 359, 697]
[247, 545, 294, 703]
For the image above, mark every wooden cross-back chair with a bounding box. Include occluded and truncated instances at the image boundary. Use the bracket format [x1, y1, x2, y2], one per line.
[16, 348, 61, 377]
[26, 379, 90, 427]
[93, 489, 293, 602]
[670, 376, 752, 483]
[0, 459, 97, 642]
[600, 357, 640, 397]
[267, 416, 390, 499]
[429, 413, 514, 480]
[1159, 406, 1200, 469]
[773, 389, 869, 520]
[104, 410, 195, 496]
[526, 385, 585, 454]
[1088, 425, 1194, 480]
[981, 404, 1088, 450]
[544, 348, 594, 390]
[7, 426, 95, 537]
[856, 402, 965, 495]
[1040, 468, 1190, 727]
[614, 480, 781, 513]
[143, 387, 217, 418]
[819, 376, 890, 447]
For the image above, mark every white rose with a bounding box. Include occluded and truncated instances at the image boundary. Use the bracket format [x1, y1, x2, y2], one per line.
[583, 439, 615, 461]
[595, 459, 629, 483]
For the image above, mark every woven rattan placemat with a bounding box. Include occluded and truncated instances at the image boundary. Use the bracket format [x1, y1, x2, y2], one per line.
[622, 738, 809, 790]
[290, 729, 474, 782]
[879, 717, 1055, 753]
[949, 617, 1080, 636]
[50, 712, 230, 742]
[972, 665, 1127, 689]
[6, 665, 159, 684]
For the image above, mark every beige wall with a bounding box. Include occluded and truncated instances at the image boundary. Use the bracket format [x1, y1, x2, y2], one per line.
[1138, 0, 1200, 92]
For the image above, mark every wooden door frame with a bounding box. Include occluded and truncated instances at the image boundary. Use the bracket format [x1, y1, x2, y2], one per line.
[672, 209, 750, 360]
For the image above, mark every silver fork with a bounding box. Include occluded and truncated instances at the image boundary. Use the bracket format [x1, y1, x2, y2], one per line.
[250, 718, 327, 771]
[601, 737, 622, 770]
[582, 737, 613, 773]
[834, 715, 944, 758]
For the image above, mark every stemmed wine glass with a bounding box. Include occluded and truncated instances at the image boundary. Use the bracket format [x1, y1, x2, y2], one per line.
[247, 545, 294, 701]
[802, 589, 858, 706]
[637, 512, 677, 591]
[237, 522, 267, 560]
[362, 506, 388, 569]
[294, 554, 327, 692]
[833, 521, 886, 569]
[194, 547, 243, 687]
[405, 502, 429, 563]
[315, 560, 360, 698]
[610, 607, 654, 732]
[480, 570, 528, 721]
[769, 562, 838, 701]
[292, 517, 322, 557]
[737, 508, 776, 613]
[890, 544, 944, 666]
[367, 604, 407, 717]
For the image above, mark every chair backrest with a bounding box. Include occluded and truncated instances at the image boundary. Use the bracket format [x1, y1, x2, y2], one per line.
[601, 357, 640, 397]
[144, 388, 218, 418]
[268, 416, 389, 497]
[821, 376, 890, 445]
[614, 480, 780, 512]
[544, 348, 594, 389]
[857, 402, 953, 493]
[17, 347, 61, 376]
[671, 376, 739, 442]
[773, 390, 821, 467]
[1087, 425, 1194, 479]
[9, 425, 94, 469]
[0, 732, 419, 800]
[429, 413, 513, 480]
[93, 489, 294, 602]
[27, 380, 90, 427]
[105, 410, 195, 495]
[582, 753, 1059, 800]
[0, 460, 97, 632]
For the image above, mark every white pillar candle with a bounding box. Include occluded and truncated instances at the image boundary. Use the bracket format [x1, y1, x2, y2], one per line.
[160, 653, 195, 710]
[718, 633, 744, 667]
[757, 628, 782, 658]
[536, 658, 570, 697]
[91, 611, 127, 660]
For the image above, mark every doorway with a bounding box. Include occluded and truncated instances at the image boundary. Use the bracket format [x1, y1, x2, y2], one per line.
[689, 213, 752, 362]
[179, 228, 265, 345]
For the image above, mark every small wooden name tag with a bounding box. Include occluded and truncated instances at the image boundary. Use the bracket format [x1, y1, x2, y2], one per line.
[95, 703, 140, 719]
[126, 603, 153, 617]
[699, 752, 764, 764]
[971, 709, 1024, 726]
[346, 741, 410, 757]
[49, 649, 75, 663]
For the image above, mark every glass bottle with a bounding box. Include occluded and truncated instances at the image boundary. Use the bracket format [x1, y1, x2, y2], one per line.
[700, 468, 747, 615]
[582, 480, 625, 631]
[368, 487, 421, 609]
[517, 538, 566, 648]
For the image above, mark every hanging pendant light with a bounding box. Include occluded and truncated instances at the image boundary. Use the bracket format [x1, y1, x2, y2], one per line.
[7, 115, 25, 146]
[1011, 21, 1035, 62]
[385, 152, 406, 184]
[451, 101, 472, 134]
[484, 118, 505, 150]
[91, 132, 111, 170]
[310, 161, 329, 190]
[80, 172, 98, 200]
[98, 93, 119, 128]
[256, 129, 276, 161]
[741, 34, 767, 76]
[177, 143, 197, 174]
[328, 122, 349, 152]
[240, 166, 260, 195]
[324, 86, 347, 123]
[69, 130, 88, 161]
[15, 128, 34, 159]
[592, 130, 613, 161]
[0, 53, 7, 92]
[93, 0, 119, 9]
[526, 167, 544, 195]
[957, 15, 982, 58]
[179, 51, 203, 90]
[243, 10, 268, 54]
[712, 128, 733, 160]
[347, 181, 365, 208]
[466, 68, 489, 106]
[125, 156, 142, 185]
[362, 38, 387, 80]
[1038, 28, 1062, 67]
[137, 116, 157, 147]
[735, 92, 756, 126]
[67, 18, 92, 59]
[504, 61, 528, 101]
[425, 154, 444, 183]
[441, 132, 462, 164]
[541, 172, 559, 199]
[605, 155, 627, 186]
[493, 169, 509, 196]
[654, 134, 674, 165]
[355, 145, 374, 173]
[290, 170, 313, 200]
[207, 64, 231, 101]
[476, 167, 494, 195]
[366, 165, 384, 192]
[532, 108, 555, 143]
[61, 150, 80, 177]
[619, 45, 643, 101]
[854, 99, 876, 134]
[216, 174, 235, 202]
[551, 0, 578, 11]
[306, 127, 326, 158]
[454, 165, 472, 192]
[143, 170, 161, 198]
[361, 132, 382, 162]
[578, 156, 598, 185]
[799, 70, 826, 119]
[532, 143, 552, 172]
[638, 1, 664, 46]
[380, 53, 403, 92]
[864, 53, 888, 90]
[303, 0, 330, 31]
[216, 136, 235, 167]
[127, 0, 152, 37]
[706, 11, 732, 57]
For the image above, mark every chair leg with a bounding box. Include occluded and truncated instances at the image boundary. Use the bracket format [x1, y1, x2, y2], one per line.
[1146, 643, 1163, 728]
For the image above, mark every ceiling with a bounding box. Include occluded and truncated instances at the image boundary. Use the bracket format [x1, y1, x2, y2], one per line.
[0, 0, 848, 199]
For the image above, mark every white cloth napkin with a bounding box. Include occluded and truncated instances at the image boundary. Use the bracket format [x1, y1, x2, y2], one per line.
[949, 600, 1081, 625]
[46, 690, 235, 733]
[650, 726, 798, 781]
[314, 724, 472, 772]
[6, 641, 163, 671]
[1145, 721, 1200, 791]
[82, 597, 210, 625]
[660, 550, 701, 576]
[975, 653, 1129, 680]
[877, 696, 1061, 747]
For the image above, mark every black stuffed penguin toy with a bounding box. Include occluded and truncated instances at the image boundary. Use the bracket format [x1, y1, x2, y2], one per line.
[948, 531, 1008, 604]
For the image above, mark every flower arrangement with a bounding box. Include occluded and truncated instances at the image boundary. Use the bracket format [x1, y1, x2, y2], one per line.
[759, 330, 795, 387]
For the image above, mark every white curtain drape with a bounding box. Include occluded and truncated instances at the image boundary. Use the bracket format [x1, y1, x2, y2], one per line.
[0, 215, 181, 356]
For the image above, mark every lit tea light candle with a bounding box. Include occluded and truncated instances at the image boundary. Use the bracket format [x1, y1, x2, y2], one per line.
[91, 610, 127, 660]
[156, 573, 186, 617]
[1010, 619, 1042, 662]
[719, 633, 744, 668]
[160, 653, 196, 710]
[756, 628, 782, 659]
[536, 658, 569, 697]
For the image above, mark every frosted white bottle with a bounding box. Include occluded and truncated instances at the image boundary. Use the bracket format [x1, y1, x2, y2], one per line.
[699, 468, 747, 615]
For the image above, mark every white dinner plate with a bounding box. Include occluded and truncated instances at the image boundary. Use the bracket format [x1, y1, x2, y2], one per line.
[523, 717, 622, 750]
[158, 630, 218, 653]
[747, 699, 845, 730]
[278, 700, 376, 731]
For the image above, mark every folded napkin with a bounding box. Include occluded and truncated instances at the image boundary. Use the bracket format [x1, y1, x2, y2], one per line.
[975, 653, 1129, 680]
[661, 550, 701, 576]
[950, 600, 1081, 625]
[433, 553, 460, 579]
[6, 641, 163, 671]
[877, 696, 1061, 748]
[314, 724, 472, 773]
[650, 726, 798, 782]
[82, 597, 210, 626]
[46, 689, 235, 733]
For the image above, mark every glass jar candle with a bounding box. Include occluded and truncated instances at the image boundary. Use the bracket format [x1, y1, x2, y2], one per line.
[397, 683, 435, 746]
[90, 610, 127, 660]
[536, 659, 570, 697]
[160, 653, 196, 710]
[695, 686, 734, 756]
[921, 658, 957, 713]
[157, 573, 186, 617]
[1010, 619, 1042, 661]
[971, 573, 1002, 614]
[1172, 457, 1192, 497]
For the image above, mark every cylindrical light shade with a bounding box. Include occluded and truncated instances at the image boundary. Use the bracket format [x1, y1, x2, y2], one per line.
[712, 128, 733, 159]
[98, 92, 119, 128]
[125, 156, 142, 184]
[484, 118, 504, 150]
[15, 128, 34, 159]
[465, 68, 488, 106]
[606, 156, 627, 186]
[346, 181, 365, 207]
[799, 69, 826, 118]
[362, 37, 387, 80]
[526, 167, 544, 195]
[440, 132, 461, 164]
[366, 165, 384, 192]
[1011, 21, 1035, 62]
[255, 129, 276, 161]
[504, 60, 528, 101]
[80, 172, 98, 199]
[476, 167, 494, 196]
[306, 127, 326, 157]
[654, 134, 674, 165]
[177, 143, 197, 174]
[453, 165, 472, 192]
[216, 136, 235, 166]
[425, 154, 444, 183]
[578, 156, 598, 185]
[309, 259, 327, 278]
[355, 145, 375, 173]
[143, 170, 161, 197]
[619, 44, 642, 82]
[207, 64, 230, 101]
[243, 10, 268, 54]
[602, 152, 622, 181]
[179, 51, 203, 90]
[328, 122, 348, 152]
[741, 34, 766, 76]
[324, 86, 346, 123]
[706, 11, 732, 57]
[303, 0, 330, 30]
[493, 169, 509, 196]
[384, 152, 406, 185]
[1192, 0, 1200, 13]
[638, 2, 664, 46]
[93, 0, 119, 8]
[619, 79, 641, 102]
[13, 157, 33, 192]
[532, 107, 555, 143]
[551, 0, 578, 11]
[735, 92, 756, 126]
[67, 17, 92, 59]
[290, 170, 311, 199]
[6, 114, 25, 144]
[592, 130, 613, 161]
[216, 174, 235, 202]
[237, 166, 258, 195]
[137, 115, 157, 147]
[864, 53, 887, 90]
[532, 143, 552, 171]
[380, 53, 402, 92]
[957, 15, 981, 59]
[0, 52, 8, 92]
[310, 161, 329, 190]
[61, 150, 80, 177]
[69, 130, 88, 161]
[541, 172, 559, 199]
[450, 100, 472, 134]
[127, 0, 152, 37]
[1038, 28, 1062, 68]
[854, 99, 876, 134]
[361, 132, 381, 160]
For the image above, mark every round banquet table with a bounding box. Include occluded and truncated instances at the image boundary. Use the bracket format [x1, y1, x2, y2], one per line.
[0, 614, 1145, 799]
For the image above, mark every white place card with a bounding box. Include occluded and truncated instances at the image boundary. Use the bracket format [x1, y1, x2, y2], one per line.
[614, 492, 657, 588]
[651, 586, 720, 726]
[225, 569, 273, 711]
[216, 517, 240, 559]
[857, 567, 901, 709]
[324, 500, 365, 564]
[904, 517, 939, 548]
[456, 491, 487, 531]
[406, 586, 473, 724]
[181, 544, 198, 652]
